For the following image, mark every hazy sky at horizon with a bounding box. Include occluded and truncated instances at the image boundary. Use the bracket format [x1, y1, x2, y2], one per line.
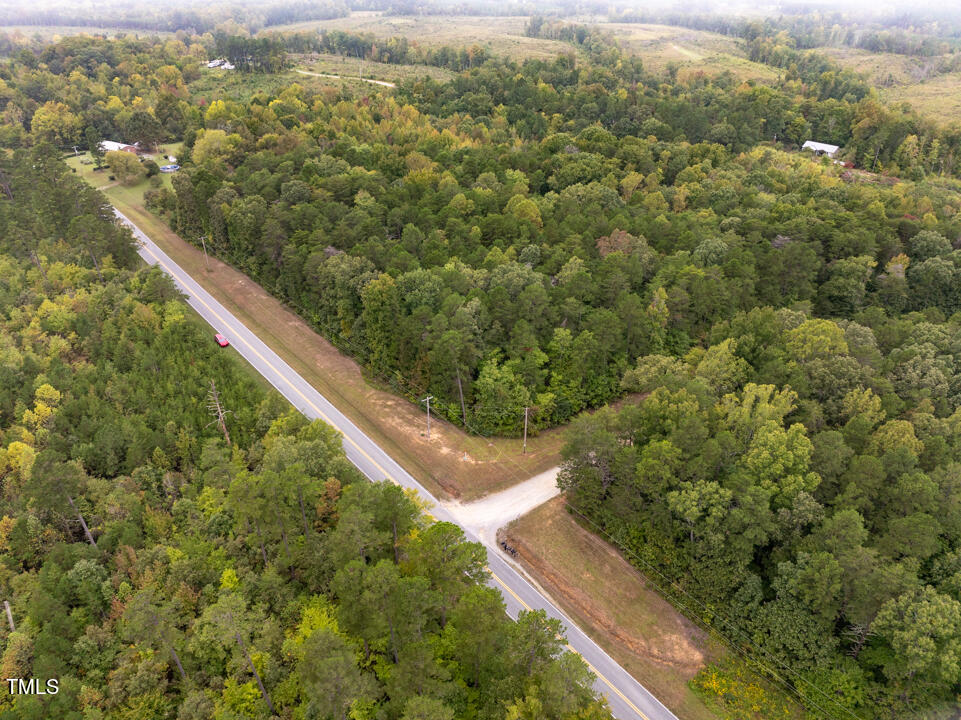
[2, 0, 961, 20]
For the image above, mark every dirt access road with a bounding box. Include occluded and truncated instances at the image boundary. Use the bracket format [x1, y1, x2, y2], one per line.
[121, 207, 677, 720]
[444, 466, 561, 544]
[295, 68, 396, 87]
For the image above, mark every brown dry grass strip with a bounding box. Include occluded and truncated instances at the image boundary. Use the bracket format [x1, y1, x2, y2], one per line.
[503, 497, 726, 720]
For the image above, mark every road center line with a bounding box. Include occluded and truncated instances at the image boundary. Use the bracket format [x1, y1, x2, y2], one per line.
[126, 215, 666, 720]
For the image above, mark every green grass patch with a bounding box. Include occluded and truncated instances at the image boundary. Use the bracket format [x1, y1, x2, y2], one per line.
[188, 67, 362, 103]
[505, 497, 729, 720]
[821, 46, 961, 124]
[297, 52, 455, 84]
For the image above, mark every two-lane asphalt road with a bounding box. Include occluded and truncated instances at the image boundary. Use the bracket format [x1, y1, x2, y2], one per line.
[115, 208, 678, 720]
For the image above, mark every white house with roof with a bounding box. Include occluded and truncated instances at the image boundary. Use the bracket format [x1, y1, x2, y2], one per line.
[99, 140, 139, 154]
[802, 141, 840, 158]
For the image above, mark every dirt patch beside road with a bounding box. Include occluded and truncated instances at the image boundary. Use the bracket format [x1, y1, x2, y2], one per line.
[503, 497, 724, 720]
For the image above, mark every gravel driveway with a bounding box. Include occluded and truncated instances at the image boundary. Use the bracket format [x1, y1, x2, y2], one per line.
[442, 466, 561, 544]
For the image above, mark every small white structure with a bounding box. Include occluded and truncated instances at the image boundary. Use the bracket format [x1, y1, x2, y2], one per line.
[802, 141, 840, 158]
[99, 140, 139, 154]
[221, 62, 235, 70]
[207, 58, 224, 68]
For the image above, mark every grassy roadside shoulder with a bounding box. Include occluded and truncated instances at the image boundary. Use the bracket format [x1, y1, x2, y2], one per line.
[68, 155, 755, 720]
[502, 497, 726, 720]
[66, 153, 564, 501]
[504, 498, 808, 720]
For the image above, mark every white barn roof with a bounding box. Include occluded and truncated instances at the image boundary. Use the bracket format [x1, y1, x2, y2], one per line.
[802, 141, 840, 156]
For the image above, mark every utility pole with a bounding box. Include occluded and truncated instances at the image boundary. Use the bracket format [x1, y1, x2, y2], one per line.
[421, 395, 434, 440]
[522, 406, 529, 454]
[206, 380, 232, 446]
[455, 369, 467, 427]
[200, 235, 210, 272]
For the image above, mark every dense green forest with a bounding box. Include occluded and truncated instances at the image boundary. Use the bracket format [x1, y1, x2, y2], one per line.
[3, 28, 960, 440]
[562, 305, 961, 716]
[0, 147, 610, 719]
[5, 16, 961, 717]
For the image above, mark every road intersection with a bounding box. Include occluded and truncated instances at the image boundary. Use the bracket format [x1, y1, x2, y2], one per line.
[115, 208, 679, 720]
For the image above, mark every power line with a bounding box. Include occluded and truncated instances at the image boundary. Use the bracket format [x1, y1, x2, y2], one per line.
[315, 313, 857, 717]
[195, 249, 860, 719]
[421, 395, 434, 440]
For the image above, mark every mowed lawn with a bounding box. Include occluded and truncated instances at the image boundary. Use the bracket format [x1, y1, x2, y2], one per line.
[503, 497, 727, 720]
[65, 150, 566, 501]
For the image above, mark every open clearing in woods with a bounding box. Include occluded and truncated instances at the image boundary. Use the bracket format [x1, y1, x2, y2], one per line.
[270, 12, 570, 61]
[823, 46, 961, 121]
[275, 13, 779, 82]
[603, 22, 780, 81]
[295, 52, 456, 84]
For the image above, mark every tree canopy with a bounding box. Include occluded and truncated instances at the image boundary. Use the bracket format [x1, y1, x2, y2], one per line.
[0, 147, 609, 720]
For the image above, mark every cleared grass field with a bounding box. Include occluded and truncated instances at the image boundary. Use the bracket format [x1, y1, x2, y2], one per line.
[605, 22, 779, 81]
[823, 46, 961, 121]
[884, 71, 961, 119]
[273, 12, 778, 83]
[296, 52, 455, 84]
[187, 66, 369, 103]
[270, 11, 571, 62]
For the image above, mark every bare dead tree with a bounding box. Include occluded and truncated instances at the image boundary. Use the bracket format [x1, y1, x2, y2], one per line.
[271, 503, 291, 559]
[253, 518, 269, 567]
[88, 248, 104, 282]
[29, 250, 49, 288]
[206, 380, 232, 446]
[4, 601, 14, 632]
[0, 168, 12, 200]
[226, 612, 275, 714]
[844, 623, 876, 659]
[297, 485, 310, 539]
[66, 494, 97, 548]
[148, 610, 189, 684]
